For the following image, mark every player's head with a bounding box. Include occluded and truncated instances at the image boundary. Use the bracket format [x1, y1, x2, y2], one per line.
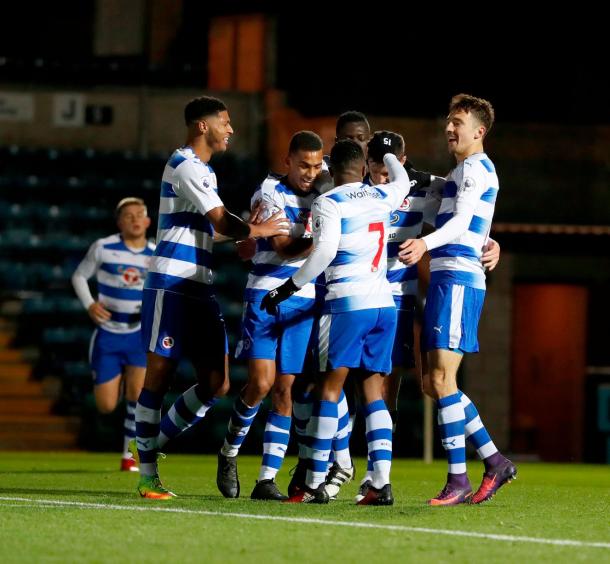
[286, 130, 324, 193]
[366, 130, 406, 185]
[115, 197, 150, 239]
[329, 139, 366, 182]
[184, 96, 233, 153]
[446, 93, 494, 158]
[335, 111, 371, 154]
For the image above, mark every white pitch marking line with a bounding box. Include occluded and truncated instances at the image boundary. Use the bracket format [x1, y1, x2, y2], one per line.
[0, 496, 608, 550]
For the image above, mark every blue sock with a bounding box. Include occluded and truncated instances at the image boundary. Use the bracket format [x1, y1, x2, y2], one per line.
[458, 390, 503, 471]
[258, 411, 291, 481]
[332, 390, 352, 469]
[123, 400, 136, 456]
[220, 397, 260, 457]
[437, 392, 468, 487]
[135, 389, 163, 476]
[363, 399, 392, 489]
[305, 400, 338, 489]
[158, 384, 218, 449]
[292, 389, 313, 460]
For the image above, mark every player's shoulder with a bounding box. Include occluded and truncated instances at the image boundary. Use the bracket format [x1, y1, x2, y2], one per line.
[146, 239, 156, 252]
[172, 148, 212, 178]
[464, 153, 496, 174]
[97, 233, 122, 248]
[259, 172, 283, 194]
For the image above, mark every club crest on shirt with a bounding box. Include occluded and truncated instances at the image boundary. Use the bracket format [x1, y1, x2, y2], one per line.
[118, 266, 142, 286]
[398, 196, 411, 211]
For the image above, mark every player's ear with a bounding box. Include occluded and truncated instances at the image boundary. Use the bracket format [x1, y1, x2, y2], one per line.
[399, 155, 407, 165]
[360, 164, 366, 177]
[143, 216, 151, 229]
[474, 125, 486, 140]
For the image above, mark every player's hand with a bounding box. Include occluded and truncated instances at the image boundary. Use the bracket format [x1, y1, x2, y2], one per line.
[88, 302, 111, 324]
[481, 238, 501, 271]
[398, 238, 427, 266]
[404, 163, 432, 190]
[260, 278, 299, 315]
[248, 200, 264, 225]
[250, 211, 290, 239]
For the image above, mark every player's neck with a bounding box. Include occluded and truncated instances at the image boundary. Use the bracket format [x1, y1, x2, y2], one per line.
[185, 136, 212, 163]
[333, 172, 362, 186]
[455, 143, 484, 163]
[122, 234, 147, 250]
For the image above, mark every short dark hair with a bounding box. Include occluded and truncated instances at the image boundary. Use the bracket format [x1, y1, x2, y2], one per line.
[329, 139, 365, 174]
[449, 93, 495, 133]
[335, 111, 369, 136]
[184, 96, 227, 125]
[367, 130, 405, 163]
[288, 130, 323, 154]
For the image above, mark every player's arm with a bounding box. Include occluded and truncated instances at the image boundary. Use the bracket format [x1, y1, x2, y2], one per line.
[175, 163, 289, 240]
[261, 197, 340, 314]
[399, 168, 485, 265]
[384, 153, 411, 206]
[71, 241, 111, 324]
[261, 188, 313, 259]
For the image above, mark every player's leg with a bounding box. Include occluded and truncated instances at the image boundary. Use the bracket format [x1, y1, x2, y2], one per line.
[422, 283, 471, 505]
[90, 328, 123, 414]
[355, 306, 396, 506]
[135, 289, 186, 499]
[119, 329, 147, 471]
[218, 301, 276, 498]
[253, 302, 314, 500]
[288, 376, 314, 496]
[158, 296, 228, 453]
[121, 363, 145, 472]
[286, 311, 365, 503]
[455, 287, 516, 503]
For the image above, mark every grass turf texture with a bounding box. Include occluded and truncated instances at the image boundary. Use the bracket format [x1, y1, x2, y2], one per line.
[0, 453, 608, 563]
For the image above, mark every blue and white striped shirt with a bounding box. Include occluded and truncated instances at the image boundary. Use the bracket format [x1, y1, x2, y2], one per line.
[245, 175, 317, 304]
[423, 153, 499, 290]
[74, 234, 155, 334]
[144, 146, 224, 299]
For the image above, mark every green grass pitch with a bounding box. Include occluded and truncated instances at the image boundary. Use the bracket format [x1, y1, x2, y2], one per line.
[0, 452, 608, 563]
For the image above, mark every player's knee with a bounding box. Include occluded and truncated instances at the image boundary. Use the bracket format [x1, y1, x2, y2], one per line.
[95, 400, 116, 414]
[428, 368, 452, 396]
[271, 385, 292, 412]
[248, 378, 273, 402]
[212, 375, 231, 397]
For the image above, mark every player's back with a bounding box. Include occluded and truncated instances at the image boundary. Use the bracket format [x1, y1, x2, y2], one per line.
[430, 153, 499, 290]
[317, 181, 399, 313]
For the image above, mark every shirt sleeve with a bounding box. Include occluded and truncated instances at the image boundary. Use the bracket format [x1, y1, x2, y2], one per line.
[291, 196, 341, 288]
[422, 161, 487, 251]
[383, 153, 411, 210]
[174, 160, 224, 215]
[71, 240, 101, 310]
